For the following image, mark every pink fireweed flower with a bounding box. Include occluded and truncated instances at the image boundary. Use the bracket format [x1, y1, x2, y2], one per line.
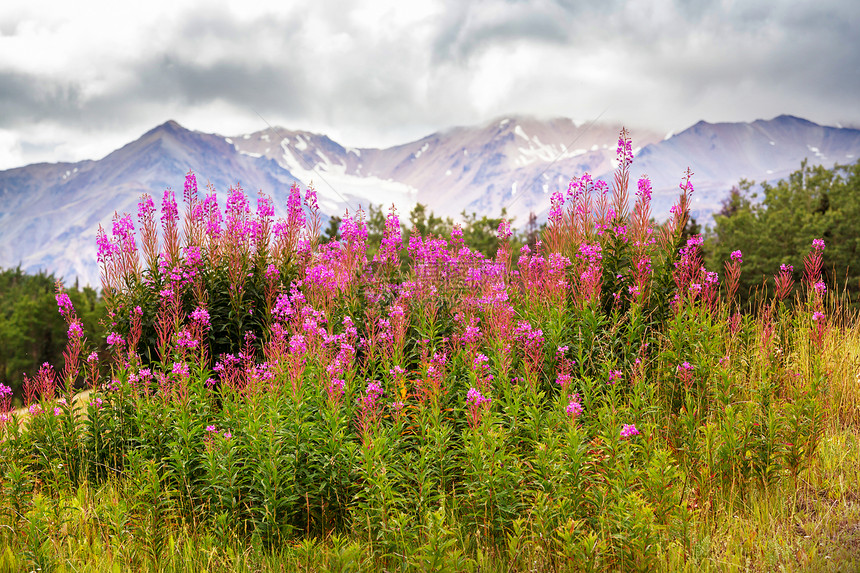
[87, 351, 98, 363]
[466, 387, 491, 428]
[67, 320, 84, 340]
[677, 361, 695, 385]
[360, 381, 384, 411]
[55, 292, 74, 316]
[617, 134, 634, 168]
[172, 362, 190, 378]
[190, 306, 210, 327]
[607, 370, 622, 384]
[183, 171, 198, 204]
[175, 329, 199, 349]
[28, 403, 43, 416]
[566, 399, 583, 419]
[0, 383, 13, 423]
[814, 281, 827, 296]
[223, 431, 232, 439]
[96, 228, 119, 264]
[497, 219, 512, 241]
[636, 177, 652, 202]
[161, 188, 179, 225]
[620, 424, 640, 439]
[106, 332, 125, 346]
[206, 425, 217, 432]
[53, 406, 62, 416]
[466, 387, 491, 408]
[265, 264, 280, 281]
[812, 239, 825, 251]
[92, 396, 104, 409]
[731, 250, 743, 263]
[813, 311, 825, 322]
[304, 186, 319, 211]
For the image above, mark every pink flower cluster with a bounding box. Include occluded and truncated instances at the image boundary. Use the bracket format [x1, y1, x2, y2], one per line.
[620, 424, 640, 439]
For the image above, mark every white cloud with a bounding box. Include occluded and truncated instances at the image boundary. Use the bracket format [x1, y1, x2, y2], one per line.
[0, 0, 858, 169]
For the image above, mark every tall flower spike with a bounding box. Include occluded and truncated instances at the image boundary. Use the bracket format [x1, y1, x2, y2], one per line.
[611, 128, 633, 220]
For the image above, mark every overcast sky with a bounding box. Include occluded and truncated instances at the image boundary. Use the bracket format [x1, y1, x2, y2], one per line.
[1, 0, 858, 170]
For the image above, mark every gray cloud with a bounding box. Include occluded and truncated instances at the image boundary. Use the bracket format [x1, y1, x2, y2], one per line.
[0, 71, 83, 127]
[0, 0, 859, 167]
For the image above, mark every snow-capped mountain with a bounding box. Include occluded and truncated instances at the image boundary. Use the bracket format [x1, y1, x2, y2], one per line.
[230, 116, 661, 221]
[2, 115, 859, 287]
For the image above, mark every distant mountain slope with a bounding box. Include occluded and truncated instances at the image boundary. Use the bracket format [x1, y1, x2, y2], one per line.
[0, 121, 302, 287]
[1, 115, 859, 287]
[632, 115, 860, 221]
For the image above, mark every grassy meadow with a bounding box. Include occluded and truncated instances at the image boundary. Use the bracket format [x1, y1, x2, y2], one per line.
[1, 131, 859, 572]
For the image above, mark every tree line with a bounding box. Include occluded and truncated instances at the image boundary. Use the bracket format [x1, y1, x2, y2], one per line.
[0, 268, 106, 401]
[706, 159, 860, 307]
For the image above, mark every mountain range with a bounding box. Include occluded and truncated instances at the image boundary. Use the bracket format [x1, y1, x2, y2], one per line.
[1, 114, 859, 287]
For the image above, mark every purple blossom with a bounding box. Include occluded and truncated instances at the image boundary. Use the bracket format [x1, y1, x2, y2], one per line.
[620, 424, 640, 439]
[106, 332, 125, 346]
[257, 195, 274, 219]
[175, 329, 199, 349]
[731, 250, 743, 263]
[183, 172, 198, 205]
[55, 292, 74, 315]
[466, 387, 491, 407]
[172, 362, 190, 378]
[67, 321, 84, 340]
[566, 399, 583, 419]
[636, 177, 652, 202]
[286, 184, 306, 229]
[161, 189, 178, 226]
[304, 187, 319, 211]
[190, 306, 210, 327]
[138, 195, 156, 224]
[812, 238, 825, 251]
[616, 134, 634, 168]
[96, 228, 119, 264]
[497, 219, 512, 240]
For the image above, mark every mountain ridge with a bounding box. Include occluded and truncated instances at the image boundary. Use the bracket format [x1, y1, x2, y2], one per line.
[2, 114, 859, 287]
